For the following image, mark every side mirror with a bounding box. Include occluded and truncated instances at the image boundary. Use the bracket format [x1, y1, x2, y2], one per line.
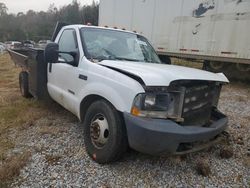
[44, 42, 59, 63]
[59, 51, 78, 66]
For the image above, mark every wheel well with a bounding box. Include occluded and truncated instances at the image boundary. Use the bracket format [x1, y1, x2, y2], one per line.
[80, 95, 121, 122]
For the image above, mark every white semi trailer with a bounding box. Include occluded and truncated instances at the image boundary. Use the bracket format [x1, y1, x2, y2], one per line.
[99, 0, 250, 79]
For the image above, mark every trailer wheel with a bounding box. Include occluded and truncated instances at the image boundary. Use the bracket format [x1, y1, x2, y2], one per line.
[159, 55, 171, 64]
[83, 100, 128, 164]
[236, 63, 250, 72]
[19, 71, 31, 98]
[203, 61, 226, 72]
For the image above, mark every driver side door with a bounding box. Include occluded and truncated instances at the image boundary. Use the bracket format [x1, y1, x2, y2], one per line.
[47, 29, 80, 114]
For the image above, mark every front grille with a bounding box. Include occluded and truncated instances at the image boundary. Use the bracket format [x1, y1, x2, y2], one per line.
[181, 82, 219, 126]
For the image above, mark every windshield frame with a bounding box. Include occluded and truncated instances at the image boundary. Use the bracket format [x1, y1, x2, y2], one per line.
[80, 27, 162, 64]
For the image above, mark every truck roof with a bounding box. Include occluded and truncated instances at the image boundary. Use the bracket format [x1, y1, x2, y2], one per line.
[62, 24, 136, 35]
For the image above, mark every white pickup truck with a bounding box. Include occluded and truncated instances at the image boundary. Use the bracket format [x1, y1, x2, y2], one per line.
[9, 23, 229, 163]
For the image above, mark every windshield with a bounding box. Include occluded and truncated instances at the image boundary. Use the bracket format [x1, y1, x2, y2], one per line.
[81, 28, 161, 63]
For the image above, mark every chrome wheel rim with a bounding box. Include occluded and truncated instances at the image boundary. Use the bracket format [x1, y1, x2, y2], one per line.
[90, 114, 109, 148]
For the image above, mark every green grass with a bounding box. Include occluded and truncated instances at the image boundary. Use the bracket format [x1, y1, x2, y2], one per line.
[0, 53, 48, 184]
[0, 53, 76, 185]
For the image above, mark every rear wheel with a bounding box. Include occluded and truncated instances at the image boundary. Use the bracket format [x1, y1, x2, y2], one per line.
[203, 61, 226, 72]
[83, 100, 128, 164]
[159, 55, 171, 64]
[203, 61, 250, 81]
[19, 71, 31, 98]
[236, 63, 250, 72]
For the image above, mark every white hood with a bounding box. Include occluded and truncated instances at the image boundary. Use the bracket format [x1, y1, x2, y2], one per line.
[99, 60, 229, 86]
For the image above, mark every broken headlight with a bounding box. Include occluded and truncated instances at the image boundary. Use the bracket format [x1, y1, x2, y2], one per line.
[131, 87, 185, 121]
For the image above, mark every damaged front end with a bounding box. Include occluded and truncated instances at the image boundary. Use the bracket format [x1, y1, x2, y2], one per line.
[125, 80, 228, 154]
[131, 80, 224, 127]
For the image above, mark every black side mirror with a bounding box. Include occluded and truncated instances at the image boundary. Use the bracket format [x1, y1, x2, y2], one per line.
[44, 42, 59, 63]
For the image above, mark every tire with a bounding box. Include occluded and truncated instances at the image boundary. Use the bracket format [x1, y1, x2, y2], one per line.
[159, 55, 171, 64]
[83, 100, 128, 164]
[236, 63, 250, 72]
[203, 61, 226, 72]
[19, 71, 31, 98]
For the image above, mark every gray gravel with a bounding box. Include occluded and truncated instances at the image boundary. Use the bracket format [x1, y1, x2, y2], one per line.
[9, 83, 250, 187]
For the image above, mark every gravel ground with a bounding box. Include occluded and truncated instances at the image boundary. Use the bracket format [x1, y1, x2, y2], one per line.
[4, 83, 249, 187]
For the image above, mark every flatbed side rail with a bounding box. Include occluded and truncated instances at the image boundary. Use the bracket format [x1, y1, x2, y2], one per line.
[8, 49, 29, 70]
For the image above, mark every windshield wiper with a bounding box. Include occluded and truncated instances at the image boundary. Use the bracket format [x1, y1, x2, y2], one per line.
[144, 59, 153, 63]
[113, 56, 141, 62]
[91, 55, 109, 62]
[94, 56, 140, 62]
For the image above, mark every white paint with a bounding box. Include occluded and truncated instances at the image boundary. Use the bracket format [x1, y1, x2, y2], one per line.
[98, 60, 229, 86]
[48, 25, 145, 119]
[47, 25, 228, 121]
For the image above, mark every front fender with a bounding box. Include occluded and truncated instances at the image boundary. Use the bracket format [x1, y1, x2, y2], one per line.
[76, 81, 144, 119]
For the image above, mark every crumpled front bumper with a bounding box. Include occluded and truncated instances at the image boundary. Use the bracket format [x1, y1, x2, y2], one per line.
[124, 109, 228, 155]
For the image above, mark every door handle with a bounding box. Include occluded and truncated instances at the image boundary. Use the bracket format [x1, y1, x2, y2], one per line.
[79, 74, 88, 80]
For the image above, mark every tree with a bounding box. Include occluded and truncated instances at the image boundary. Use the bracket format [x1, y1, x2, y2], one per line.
[58, 0, 81, 24]
[0, 1, 99, 41]
[48, 4, 58, 14]
[81, 1, 99, 25]
[0, 2, 7, 16]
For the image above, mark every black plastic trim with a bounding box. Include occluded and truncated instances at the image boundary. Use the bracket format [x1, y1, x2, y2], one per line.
[124, 109, 228, 155]
[68, 89, 75, 95]
[51, 22, 69, 42]
[79, 74, 88, 81]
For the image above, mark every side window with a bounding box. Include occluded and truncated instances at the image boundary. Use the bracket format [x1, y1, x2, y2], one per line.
[58, 29, 78, 63]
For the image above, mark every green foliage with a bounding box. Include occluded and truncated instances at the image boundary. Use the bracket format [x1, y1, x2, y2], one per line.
[0, 1, 99, 42]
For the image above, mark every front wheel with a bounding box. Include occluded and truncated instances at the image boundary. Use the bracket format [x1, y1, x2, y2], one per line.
[83, 100, 128, 164]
